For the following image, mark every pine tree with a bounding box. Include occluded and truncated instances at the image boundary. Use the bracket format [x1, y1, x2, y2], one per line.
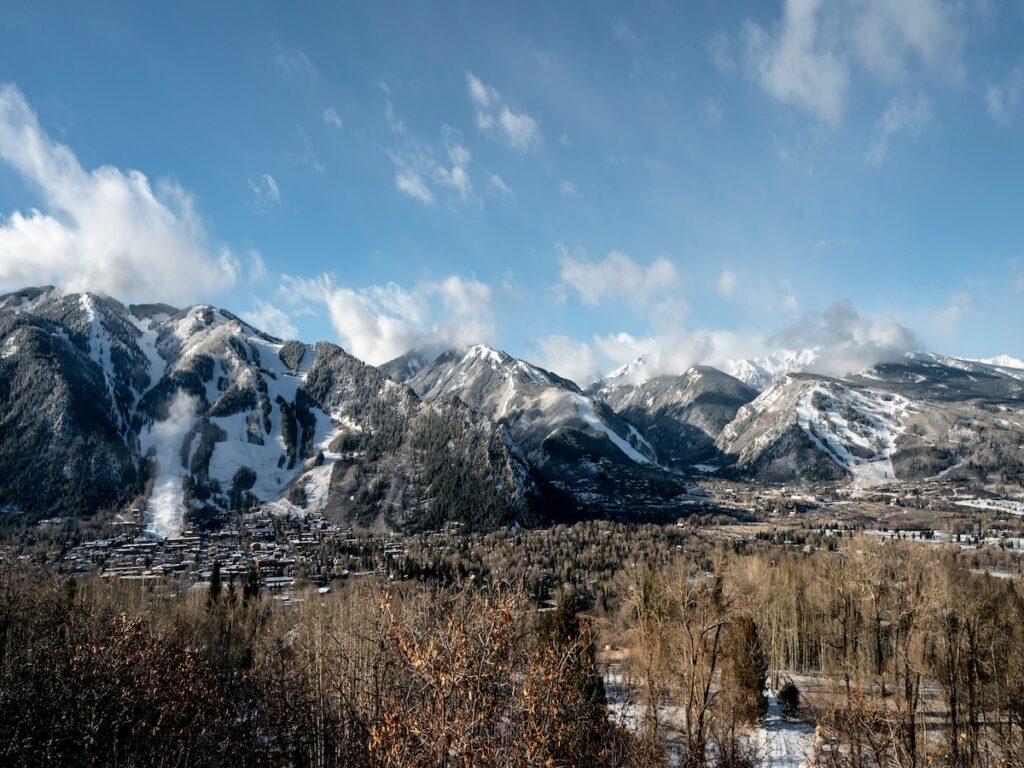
[207, 560, 222, 608]
[242, 566, 261, 606]
[721, 615, 769, 724]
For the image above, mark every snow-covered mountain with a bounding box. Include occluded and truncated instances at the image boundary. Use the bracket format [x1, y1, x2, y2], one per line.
[716, 375, 912, 486]
[3, 286, 1023, 530]
[973, 354, 1024, 370]
[722, 349, 819, 391]
[589, 366, 757, 468]
[716, 352, 1024, 485]
[393, 344, 658, 467]
[385, 344, 701, 516]
[0, 288, 557, 534]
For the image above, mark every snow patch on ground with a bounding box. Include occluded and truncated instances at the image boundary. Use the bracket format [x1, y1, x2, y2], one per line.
[692, 463, 720, 474]
[754, 687, 814, 767]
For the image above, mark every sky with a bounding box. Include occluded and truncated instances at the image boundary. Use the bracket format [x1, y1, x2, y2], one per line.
[0, 0, 1022, 385]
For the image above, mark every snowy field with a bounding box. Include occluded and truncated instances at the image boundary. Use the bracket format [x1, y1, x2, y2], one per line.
[604, 665, 813, 767]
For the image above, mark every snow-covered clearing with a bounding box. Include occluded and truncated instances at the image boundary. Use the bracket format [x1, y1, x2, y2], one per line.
[955, 497, 1024, 517]
[754, 687, 814, 768]
[604, 664, 813, 767]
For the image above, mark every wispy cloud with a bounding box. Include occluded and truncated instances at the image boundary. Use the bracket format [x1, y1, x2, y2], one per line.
[717, 268, 738, 297]
[394, 166, 434, 204]
[933, 290, 971, 334]
[488, 173, 514, 200]
[242, 298, 298, 340]
[985, 66, 1024, 124]
[466, 72, 542, 152]
[247, 173, 281, 213]
[389, 126, 475, 206]
[531, 334, 601, 386]
[865, 95, 932, 166]
[557, 247, 680, 309]
[274, 45, 318, 78]
[323, 107, 343, 129]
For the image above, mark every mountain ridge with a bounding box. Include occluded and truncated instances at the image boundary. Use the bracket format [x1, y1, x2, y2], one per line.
[3, 286, 1023, 534]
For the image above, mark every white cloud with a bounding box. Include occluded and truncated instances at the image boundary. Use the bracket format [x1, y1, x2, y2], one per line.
[466, 72, 542, 152]
[247, 173, 281, 212]
[0, 83, 238, 303]
[384, 98, 405, 134]
[559, 180, 578, 197]
[395, 166, 434, 204]
[275, 46, 318, 78]
[323, 107, 343, 129]
[594, 332, 658, 371]
[580, 302, 917, 383]
[242, 298, 298, 340]
[532, 335, 601, 386]
[933, 290, 971, 334]
[389, 127, 476, 206]
[742, 0, 960, 124]
[743, 0, 849, 124]
[985, 66, 1024, 124]
[488, 173, 513, 199]
[279, 274, 494, 365]
[774, 301, 918, 375]
[434, 142, 472, 200]
[557, 248, 681, 309]
[717, 268, 738, 297]
[865, 95, 932, 165]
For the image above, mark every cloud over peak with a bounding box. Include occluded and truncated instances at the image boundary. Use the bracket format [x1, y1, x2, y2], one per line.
[280, 273, 494, 365]
[0, 83, 238, 303]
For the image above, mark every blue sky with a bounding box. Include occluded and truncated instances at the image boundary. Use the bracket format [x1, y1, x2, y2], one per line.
[0, 0, 1022, 383]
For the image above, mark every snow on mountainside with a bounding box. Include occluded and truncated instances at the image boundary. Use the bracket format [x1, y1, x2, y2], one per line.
[602, 354, 651, 387]
[718, 374, 918, 486]
[793, 383, 911, 487]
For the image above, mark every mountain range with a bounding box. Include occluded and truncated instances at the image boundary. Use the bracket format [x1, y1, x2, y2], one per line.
[2, 287, 1022, 536]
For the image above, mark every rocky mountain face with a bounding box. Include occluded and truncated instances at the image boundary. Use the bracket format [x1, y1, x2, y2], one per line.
[2, 287, 1023, 535]
[389, 345, 692, 517]
[588, 366, 757, 468]
[0, 289, 560, 534]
